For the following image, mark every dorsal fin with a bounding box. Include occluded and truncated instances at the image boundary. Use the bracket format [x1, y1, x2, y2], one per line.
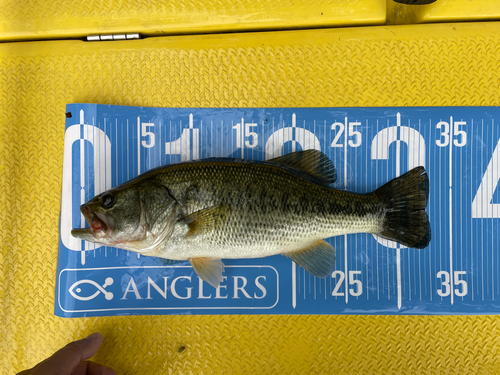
[269, 150, 337, 185]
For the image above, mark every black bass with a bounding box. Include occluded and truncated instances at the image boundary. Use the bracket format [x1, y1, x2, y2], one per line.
[71, 150, 431, 287]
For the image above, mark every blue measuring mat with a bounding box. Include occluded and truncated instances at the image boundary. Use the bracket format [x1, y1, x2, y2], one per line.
[56, 104, 500, 317]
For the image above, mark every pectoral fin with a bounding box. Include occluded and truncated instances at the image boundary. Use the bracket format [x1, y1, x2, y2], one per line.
[182, 206, 229, 237]
[283, 240, 336, 278]
[189, 257, 225, 288]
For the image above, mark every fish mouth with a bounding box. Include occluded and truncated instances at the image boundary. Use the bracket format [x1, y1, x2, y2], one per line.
[71, 204, 114, 240]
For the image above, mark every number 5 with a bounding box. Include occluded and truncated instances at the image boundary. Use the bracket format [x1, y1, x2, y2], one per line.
[245, 123, 258, 148]
[348, 122, 361, 148]
[454, 271, 467, 297]
[141, 123, 155, 148]
[454, 121, 467, 147]
[349, 271, 362, 297]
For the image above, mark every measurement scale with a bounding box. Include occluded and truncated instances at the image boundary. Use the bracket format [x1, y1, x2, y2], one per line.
[56, 104, 500, 317]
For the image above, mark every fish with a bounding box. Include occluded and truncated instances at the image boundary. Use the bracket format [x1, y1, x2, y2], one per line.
[71, 150, 431, 288]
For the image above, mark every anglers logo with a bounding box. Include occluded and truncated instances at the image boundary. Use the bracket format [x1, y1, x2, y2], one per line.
[59, 266, 279, 313]
[68, 277, 114, 301]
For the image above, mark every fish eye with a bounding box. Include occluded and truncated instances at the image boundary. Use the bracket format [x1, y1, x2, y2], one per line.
[101, 193, 116, 209]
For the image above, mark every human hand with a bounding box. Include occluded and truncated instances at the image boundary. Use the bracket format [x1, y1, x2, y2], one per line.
[17, 332, 116, 375]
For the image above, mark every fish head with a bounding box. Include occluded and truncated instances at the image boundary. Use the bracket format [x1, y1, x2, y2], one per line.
[71, 180, 178, 252]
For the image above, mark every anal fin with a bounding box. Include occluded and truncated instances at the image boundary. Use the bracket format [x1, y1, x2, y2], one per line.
[284, 240, 336, 278]
[189, 257, 225, 288]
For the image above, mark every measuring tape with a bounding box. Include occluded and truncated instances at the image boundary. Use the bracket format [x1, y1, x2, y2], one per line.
[56, 104, 500, 317]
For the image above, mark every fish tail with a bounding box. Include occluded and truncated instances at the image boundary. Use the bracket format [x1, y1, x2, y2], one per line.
[374, 167, 431, 249]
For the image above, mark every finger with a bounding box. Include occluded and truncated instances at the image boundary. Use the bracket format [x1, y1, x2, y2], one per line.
[85, 361, 118, 375]
[71, 361, 117, 375]
[34, 333, 104, 374]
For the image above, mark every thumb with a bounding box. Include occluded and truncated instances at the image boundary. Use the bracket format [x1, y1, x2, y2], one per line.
[36, 332, 104, 374]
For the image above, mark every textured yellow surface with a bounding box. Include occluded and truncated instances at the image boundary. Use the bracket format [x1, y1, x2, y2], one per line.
[2, 22, 500, 374]
[387, 0, 500, 25]
[0, 0, 385, 41]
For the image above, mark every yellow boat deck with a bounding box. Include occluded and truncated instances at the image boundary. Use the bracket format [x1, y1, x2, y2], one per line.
[2, 0, 500, 373]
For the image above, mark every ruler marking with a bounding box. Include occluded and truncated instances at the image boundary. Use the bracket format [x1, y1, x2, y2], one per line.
[137, 116, 141, 175]
[354, 120, 358, 301]
[209, 120, 213, 158]
[407, 118, 412, 302]
[418, 118, 422, 301]
[159, 119, 162, 167]
[366, 118, 369, 300]
[482, 119, 485, 301]
[292, 262, 297, 308]
[471, 119, 474, 301]
[430, 118, 435, 301]
[127, 119, 130, 257]
[386, 119, 390, 301]
[314, 274, 317, 300]
[494, 118, 496, 301]
[104, 117, 107, 258]
[136, 116, 141, 260]
[117, 118, 120, 257]
[459, 117, 463, 296]
[126, 120, 129, 179]
[241, 117, 245, 158]
[491, 118, 495, 299]
[449, 116, 454, 305]
[344, 116, 348, 304]
[376, 119, 380, 301]
[93, 116, 97, 257]
[79, 110, 86, 264]
[396, 113, 402, 309]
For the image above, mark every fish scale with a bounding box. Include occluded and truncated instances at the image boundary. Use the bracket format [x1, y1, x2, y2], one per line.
[152, 161, 384, 258]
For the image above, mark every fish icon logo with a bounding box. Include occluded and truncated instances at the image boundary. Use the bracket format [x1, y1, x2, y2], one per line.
[68, 277, 114, 301]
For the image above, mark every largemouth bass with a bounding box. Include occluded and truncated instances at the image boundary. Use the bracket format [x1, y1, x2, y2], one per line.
[72, 150, 430, 288]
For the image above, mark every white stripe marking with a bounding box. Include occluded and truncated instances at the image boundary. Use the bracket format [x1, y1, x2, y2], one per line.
[449, 116, 454, 305]
[344, 116, 348, 304]
[396, 112, 402, 310]
[80, 110, 86, 265]
[137, 116, 141, 175]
